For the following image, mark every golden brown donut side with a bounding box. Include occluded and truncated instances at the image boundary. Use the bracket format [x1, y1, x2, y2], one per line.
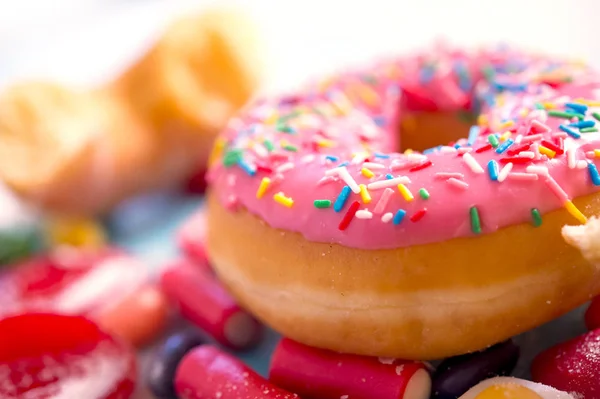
[206, 191, 600, 359]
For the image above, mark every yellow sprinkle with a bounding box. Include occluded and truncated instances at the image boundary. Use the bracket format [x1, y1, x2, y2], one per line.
[500, 120, 514, 129]
[477, 114, 489, 127]
[518, 108, 529, 118]
[539, 146, 556, 159]
[359, 184, 372, 204]
[330, 93, 352, 115]
[404, 149, 414, 155]
[265, 112, 278, 125]
[499, 131, 512, 142]
[575, 98, 600, 107]
[47, 218, 106, 249]
[397, 184, 414, 202]
[497, 96, 506, 107]
[279, 139, 290, 148]
[317, 139, 336, 148]
[208, 138, 226, 166]
[541, 101, 557, 109]
[354, 83, 379, 107]
[594, 149, 600, 158]
[361, 168, 375, 178]
[273, 192, 294, 208]
[256, 177, 271, 199]
[565, 200, 587, 224]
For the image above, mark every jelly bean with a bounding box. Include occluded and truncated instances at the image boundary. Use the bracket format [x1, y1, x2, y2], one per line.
[531, 328, 600, 398]
[269, 338, 431, 399]
[95, 284, 169, 347]
[432, 340, 519, 398]
[0, 226, 42, 265]
[175, 345, 299, 399]
[177, 210, 210, 267]
[584, 296, 600, 330]
[145, 328, 206, 399]
[0, 313, 137, 398]
[160, 258, 263, 350]
[46, 217, 106, 248]
[459, 377, 575, 399]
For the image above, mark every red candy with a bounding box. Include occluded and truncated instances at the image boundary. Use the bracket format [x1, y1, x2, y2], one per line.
[160, 258, 263, 350]
[269, 338, 431, 399]
[0, 313, 136, 398]
[531, 328, 600, 398]
[177, 210, 211, 268]
[175, 345, 299, 399]
[585, 296, 600, 330]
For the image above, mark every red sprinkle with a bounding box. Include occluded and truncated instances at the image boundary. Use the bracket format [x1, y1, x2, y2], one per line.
[256, 164, 273, 174]
[506, 143, 531, 156]
[499, 157, 532, 165]
[339, 201, 360, 231]
[541, 140, 564, 155]
[409, 160, 433, 172]
[475, 144, 493, 153]
[410, 208, 427, 222]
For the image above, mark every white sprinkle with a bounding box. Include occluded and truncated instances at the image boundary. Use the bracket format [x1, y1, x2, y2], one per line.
[390, 161, 414, 171]
[253, 143, 268, 158]
[406, 153, 428, 162]
[457, 147, 473, 155]
[507, 172, 539, 181]
[341, 396, 349, 399]
[552, 132, 569, 139]
[462, 153, 484, 174]
[276, 162, 295, 173]
[395, 365, 405, 375]
[351, 153, 368, 165]
[381, 212, 393, 223]
[586, 151, 596, 159]
[530, 119, 551, 133]
[440, 146, 458, 153]
[368, 177, 411, 190]
[378, 357, 395, 365]
[497, 162, 513, 182]
[355, 210, 373, 219]
[577, 160, 589, 169]
[515, 134, 523, 144]
[521, 134, 543, 143]
[363, 162, 385, 170]
[531, 143, 542, 160]
[518, 151, 535, 159]
[325, 167, 361, 193]
[526, 165, 549, 176]
[317, 176, 337, 186]
[301, 154, 316, 164]
[446, 177, 469, 190]
[373, 188, 394, 214]
[435, 172, 465, 180]
[567, 147, 577, 169]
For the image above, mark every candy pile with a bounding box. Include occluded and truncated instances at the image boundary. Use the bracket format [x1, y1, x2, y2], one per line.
[2, 211, 600, 399]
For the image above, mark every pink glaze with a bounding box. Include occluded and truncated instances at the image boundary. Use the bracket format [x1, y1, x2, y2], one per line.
[208, 45, 600, 249]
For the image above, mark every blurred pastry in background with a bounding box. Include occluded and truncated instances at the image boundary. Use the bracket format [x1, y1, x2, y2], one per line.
[0, 7, 262, 216]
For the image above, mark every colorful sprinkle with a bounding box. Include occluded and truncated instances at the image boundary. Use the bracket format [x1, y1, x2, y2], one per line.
[548, 110, 584, 119]
[368, 176, 411, 190]
[393, 210, 407, 225]
[256, 177, 271, 199]
[565, 102, 588, 114]
[373, 188, 394, 214]
[273, 192, 294, 207]
[531, 208, 542, 227]
[487, 160, 499, 181]
[338, 201, 360, 230]
[397, 184, 414, 202]
[588, 163, 600, 185]
[467, 126, 480, 146]
[419, 188, 430, 200]
[545, 176, 569, 202]
[559, 124, 581, 139]
[409, 160, 433, 172]
[359, 184, 372, 204]
[381, 212, 393, 223]
[410, 208, 427, 222]
[488, 134, 500, 148]
[463, 153, 485, 174]
[565, 200, 587, 224]
[539, 146, 556, 158]
[497, 162, 513, 182]
[313, 199, 332, 208]
[333, 186, 352, 212]
[355, 209, 373, 219]
[495, 139, 514, 154]
[447, 177, 469, 190]
[470, 206, 482, 234]
[592, 112, 600, 122]
[361, 168, 375, 178]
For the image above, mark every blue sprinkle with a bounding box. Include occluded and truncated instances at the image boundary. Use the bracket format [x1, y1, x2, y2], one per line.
[333, 186, 352, 212]
[419, 65, 436, 84]
[237, 160, 256, 176]
[467, 126, 480, 146]
[569, 120, 595, 129]
[373, 116, 386, 126]
[337, 161, 350, 168]
[588, 163, 600, 186]
[393, 209, 407, 225]
[495, 139, 514, 154]
[325, 155, 339, 162]
[385, 173, 394, 180]
[423, 146, 442, 154]
[374, 153, 390, 159]
[565, 102, 588, 114]
[454, 143, 462, 149]
[559, 124, 581, 139]
[487, 160, 499, 181]
[492, 81, 527, 92]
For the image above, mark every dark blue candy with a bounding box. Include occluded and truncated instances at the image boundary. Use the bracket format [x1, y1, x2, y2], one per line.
[145, 328, 206, 399]
[431, 340, 519, 399]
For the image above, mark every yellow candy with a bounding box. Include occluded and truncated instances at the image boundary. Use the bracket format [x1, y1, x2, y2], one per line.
[474, 384, 543, 399]
[47, 217, 106, 248]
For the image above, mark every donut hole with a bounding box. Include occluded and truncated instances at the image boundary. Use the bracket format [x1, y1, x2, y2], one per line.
[398, 110, 475, 153]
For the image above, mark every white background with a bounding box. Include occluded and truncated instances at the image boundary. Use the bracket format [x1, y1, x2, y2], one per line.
[0, 0, 599, 93]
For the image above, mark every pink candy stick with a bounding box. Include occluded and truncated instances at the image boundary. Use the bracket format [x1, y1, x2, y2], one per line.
[160, 259, 263, 350]
[269, 338, 431, 399]
[175, 345, 299, 399]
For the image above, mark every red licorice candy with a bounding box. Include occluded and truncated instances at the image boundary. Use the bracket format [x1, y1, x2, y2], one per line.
[175, 345, 299, 399]
[269, 338, 431, 399]
[160, 258, 263, 350]
[585, 296, 600, 330]
[0, 313, 137, 399]
[177, 210, 211, 268]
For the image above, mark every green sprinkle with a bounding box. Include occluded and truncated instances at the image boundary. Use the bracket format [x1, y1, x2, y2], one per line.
[282, 144, 298, 152]
[592, 112, 600, 122]
[481, 65, 495, 82]
[470, 206, 482, 234]
[263, 140, 274, 152]
[531, 208, 542, 227]
[223, 149, 242, 167]
[488, 134, 500, 148]
[581, 127, 599, 133]
[418, 188, 430, 200]
[277, 123, 296, 134]
[548, 110, 585, 120]
[313, 199, 332, 209]
[534, 102, 545, 110]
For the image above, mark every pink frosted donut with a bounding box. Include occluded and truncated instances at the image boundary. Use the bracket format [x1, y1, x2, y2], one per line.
[206, 44, 600, 359]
